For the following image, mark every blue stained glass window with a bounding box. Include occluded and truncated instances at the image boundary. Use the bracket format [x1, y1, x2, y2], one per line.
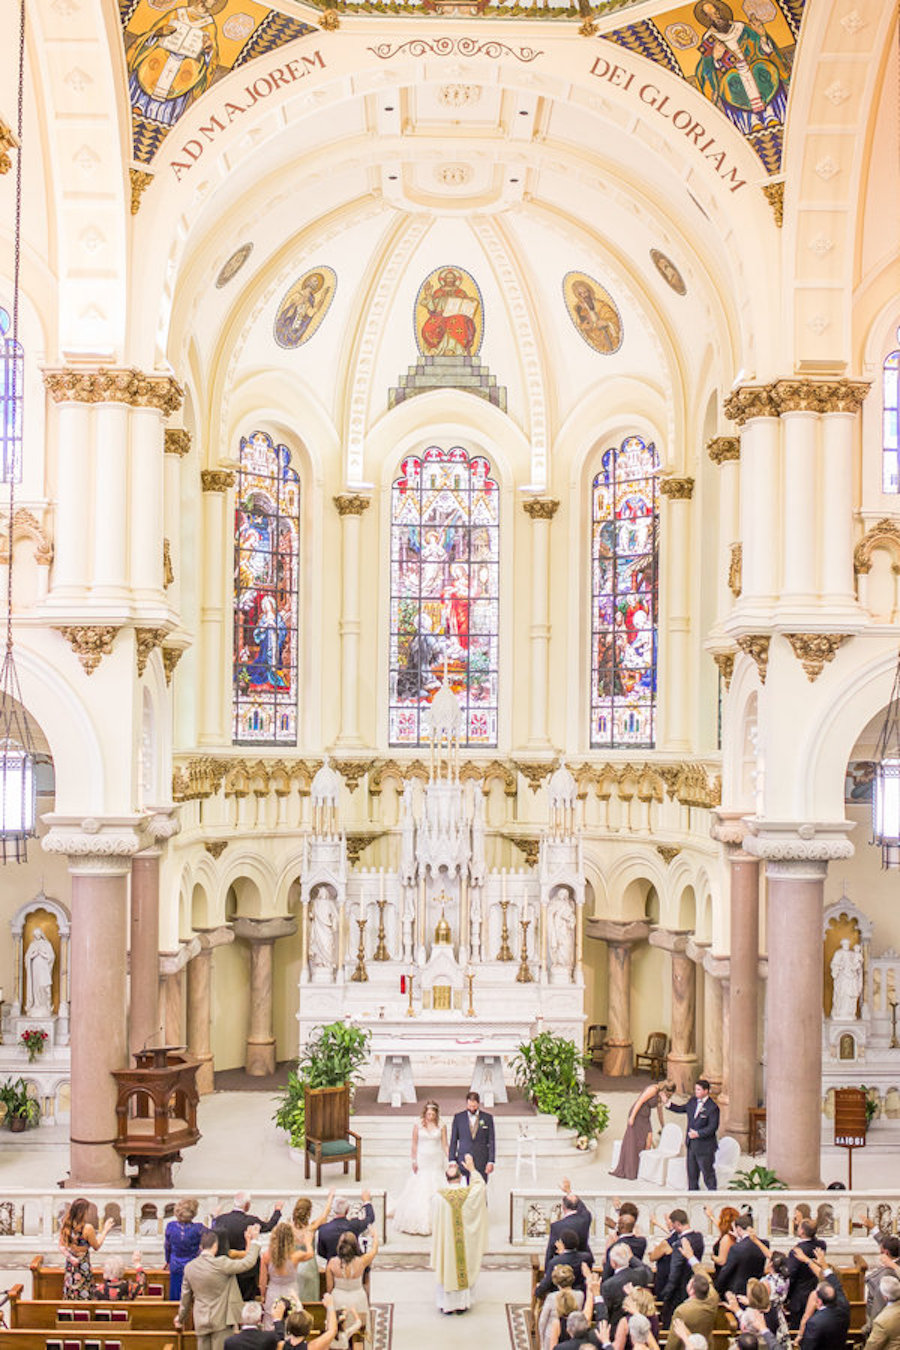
[591, 435, 659, 748]
[233, 431, 300, 745]
[0, 305, 23, 483]
[389, 445, 499, 747]
[883, 338, 900, 493]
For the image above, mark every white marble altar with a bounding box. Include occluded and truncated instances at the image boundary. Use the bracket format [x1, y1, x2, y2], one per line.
[297, 688, 586, 1092]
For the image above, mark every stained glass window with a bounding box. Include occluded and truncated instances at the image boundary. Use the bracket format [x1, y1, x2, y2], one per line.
[389, 446, 499, 747]
[591, 434, 659, 748]
[883, 329, 900, 493]
[233, 431, 300, 745]
[0, 306, 23, 483]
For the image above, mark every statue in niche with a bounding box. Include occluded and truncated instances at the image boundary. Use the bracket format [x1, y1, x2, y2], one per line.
[548, 890, 576, 970]
[308, 888, 338, 972]
[830, 938, 863, 1019]
[24, 927, 55, 1016]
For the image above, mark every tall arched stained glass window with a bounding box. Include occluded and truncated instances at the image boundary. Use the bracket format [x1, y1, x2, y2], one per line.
[591, 435, 659, 748]
[390, 446, 499, 747]
[883, 329, 900, 493]
[0, 306, 23, 483]
[233, 431, 300, 745]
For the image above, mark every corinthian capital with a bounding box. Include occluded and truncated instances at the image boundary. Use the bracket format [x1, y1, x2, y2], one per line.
[43, 368, 183, 415]
[201, 469, 235, 493]
[707, 436, 740, 465]
[523, 497, 560, 520]
[659, 477, 694, 501]
[333, 493, 372, 517]
[165, 428, 191, 457]
[723, 384, 780, 425]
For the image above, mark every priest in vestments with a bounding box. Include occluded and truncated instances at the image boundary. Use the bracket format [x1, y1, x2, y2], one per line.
[430, 1153, 489, 1314]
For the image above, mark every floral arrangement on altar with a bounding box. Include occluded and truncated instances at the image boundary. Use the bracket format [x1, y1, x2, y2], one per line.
[20, 1028, 48, 1062]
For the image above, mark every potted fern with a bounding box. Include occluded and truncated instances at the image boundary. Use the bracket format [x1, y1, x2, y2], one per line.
[0, 1077, 41, 1132]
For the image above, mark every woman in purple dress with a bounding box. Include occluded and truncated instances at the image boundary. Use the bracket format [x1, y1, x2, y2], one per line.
[610, 1080, 674, 1180]
[164, 1197, 206, 1301]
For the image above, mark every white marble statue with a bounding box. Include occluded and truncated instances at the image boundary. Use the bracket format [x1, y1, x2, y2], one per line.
[547, 890, 576, 970]
[308, 887, 338, 971]
[831, 938, 863, 1020]
[24, 926, 55, 1016]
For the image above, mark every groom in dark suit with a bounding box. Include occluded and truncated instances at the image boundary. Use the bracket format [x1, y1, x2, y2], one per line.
[449, 1091, 495, 1183]
[667, 1079, 720, 1191]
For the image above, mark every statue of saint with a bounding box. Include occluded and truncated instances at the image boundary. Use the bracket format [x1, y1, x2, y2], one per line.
[308, 888, 338, 972]
[24, 926, 55, 1016]
[830, 938, 863, 1020]
[547, 890, 576, 970]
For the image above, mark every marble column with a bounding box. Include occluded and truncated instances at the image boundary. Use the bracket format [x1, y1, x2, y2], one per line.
[707, 437, 741, 627]
[163, 429, 190, 614]
[780, 409, 819, 607]
[764, 857, 828, 1186]
[587, 919, 649, 1076]
[820, 405, 864, 606]
[159, 941, 198, 1046]
[727, 848, 761, 1147]
[234, 917, 298, 1075]
[130, 811, 179, 1060]
[703, 966, 724, 1095]
[522, 497, 559, 748]
[42, 816, 149, 1189]
[92, 403, 130, 600]
[724, 386, 780, 612]
[650, 929, 699, 1091]
[45, 398, 92, 597]
[186, 927, 233, 1094]
[198, 470, 235, 745]
[720, 976, 731, 1114]
[334, 493, 371, 747]
[659, 478, 693, 749]
[130, 407, 166, 602]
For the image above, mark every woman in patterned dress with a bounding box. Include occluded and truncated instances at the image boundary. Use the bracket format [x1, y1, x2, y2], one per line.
[59, 1198, 114, 1299]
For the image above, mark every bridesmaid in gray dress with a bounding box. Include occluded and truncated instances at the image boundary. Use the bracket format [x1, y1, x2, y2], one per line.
[610, 1080, 674, 1179]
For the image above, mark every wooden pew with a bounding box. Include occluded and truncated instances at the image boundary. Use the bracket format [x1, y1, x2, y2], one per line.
[0, 1331, 195, 1350]
[9, 1298, 183, 1332]
[30, 1260, 170, 1302]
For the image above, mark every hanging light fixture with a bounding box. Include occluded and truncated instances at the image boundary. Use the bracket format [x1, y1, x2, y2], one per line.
[871, 652, 900, 869]
[0, 0, 36, 863]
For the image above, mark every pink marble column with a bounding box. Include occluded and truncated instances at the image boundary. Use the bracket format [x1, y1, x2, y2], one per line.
[703, 968, 724, 1095]
[160, 956, 187, 1045]
[187, 928, 233, 1093]
[130, 855, 161, 1058]
[234, 917, 297, 1076]
[650, 929, 699, 1091]
[726, 850, 761, 1147]
[68, 861, 131, 1187]
[765, 859, 826, 1187]
[587, 919, 649, 1076]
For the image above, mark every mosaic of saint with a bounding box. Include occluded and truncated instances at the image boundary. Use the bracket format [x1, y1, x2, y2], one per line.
[389, 447, 499, 748]
[119, 0, 315, 165]
[563, 273, 623, 355]
[274, 267, 337, 350]
[604, 0, 804, 174]
[591, 435, 658, 749]
[415, 267, 484, 359]
[216, 242, 253, 289]
[233, 431, 300, 745]
[650, 249, 687, 296]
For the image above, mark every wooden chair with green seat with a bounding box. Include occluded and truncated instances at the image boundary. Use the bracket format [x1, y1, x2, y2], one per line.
[634, 1031, 669, 1080]
[304, 1084, 362, 1186]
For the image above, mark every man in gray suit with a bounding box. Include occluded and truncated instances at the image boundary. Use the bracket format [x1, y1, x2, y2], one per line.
[175, 1225, 261, 1350]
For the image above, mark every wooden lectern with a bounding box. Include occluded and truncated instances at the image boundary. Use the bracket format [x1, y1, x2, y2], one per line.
[112, 1046, 201, 1188]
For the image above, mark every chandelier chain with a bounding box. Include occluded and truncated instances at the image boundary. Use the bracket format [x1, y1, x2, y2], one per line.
[6, 0, 25, 655]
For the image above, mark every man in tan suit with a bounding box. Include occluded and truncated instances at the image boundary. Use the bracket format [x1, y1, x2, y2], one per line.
[865, 1276, 900, 1350]
[667, 1271, 720, 1350]
[175, 1225, 261, 1350]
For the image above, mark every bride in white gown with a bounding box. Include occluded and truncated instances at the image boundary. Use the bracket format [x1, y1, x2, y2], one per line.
[392, 1101, 448, 1236]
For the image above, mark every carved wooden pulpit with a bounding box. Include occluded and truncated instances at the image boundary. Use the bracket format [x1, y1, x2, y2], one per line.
[112, 1046, 201, 1187]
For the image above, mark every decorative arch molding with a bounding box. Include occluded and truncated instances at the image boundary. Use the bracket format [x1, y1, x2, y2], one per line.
[854, 518, 900, 575]
[218, 854, 281, 918]
[11, 893, 70, 940]
[368, 388, 531, 491]
[0, 509, 53, 566]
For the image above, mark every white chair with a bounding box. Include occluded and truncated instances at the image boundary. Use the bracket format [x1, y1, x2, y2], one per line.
[665, 1134, 742, 1190]
[515, 1123, 537, 1182]
[637, 1122, 683, 1185]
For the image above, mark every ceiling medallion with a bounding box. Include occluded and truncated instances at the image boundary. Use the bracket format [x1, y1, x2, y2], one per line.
[435, 164, 472, 187]
[438, 84, 481, 108]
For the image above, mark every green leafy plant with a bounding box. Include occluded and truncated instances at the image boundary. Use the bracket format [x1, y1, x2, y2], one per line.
[729, 1164, 787, 1191]
[0, 1076, 40, 1128]
[860, 1087, 879, 1124]
[273, 1068, 306, 1149]
[274, 1022, 371, 1151]
[512, 1030, 608, 1144]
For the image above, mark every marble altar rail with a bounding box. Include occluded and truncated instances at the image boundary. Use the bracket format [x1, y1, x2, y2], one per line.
[509, 1188, 900, 1252]
[0, 1189, 386, 1260]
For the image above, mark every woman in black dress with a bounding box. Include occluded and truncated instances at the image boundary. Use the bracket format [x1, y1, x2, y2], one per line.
[610, 1080, 674, 1180]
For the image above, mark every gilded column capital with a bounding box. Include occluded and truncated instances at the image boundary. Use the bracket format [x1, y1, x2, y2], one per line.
[712, 651, 735, 689]
[728, 542, 742, 597]
[771, 380, 832, 414]
[55, 624, 120, 675]
[333, 493, 372, 517]
[735, 633, 770, 684]
[522, 497, 560, 520]
[723, 384, 780, 425]
[43, 367, 183, 415]
[164, 428, 191, 457]
[659, 476, 694, 500]
[707, 436, 741, 465]
[811, 379, 870, 414]
[783, 632, 852, 682]
[129, 167, 153, 215]
[135, 627, 168, 677]
[762, 181, 784, 228]
[0, 117, 18, 175]
[200, 469, 235, 493]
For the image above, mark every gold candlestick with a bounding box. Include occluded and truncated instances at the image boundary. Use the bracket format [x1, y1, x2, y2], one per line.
[350, 919, 369, 982]
[373, 897, 389, 961]
[497, 899, 514, 961]
[516, 917, 534, 983]
[465, 970, 476, 1017]
[405, 972, 416, 1018]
